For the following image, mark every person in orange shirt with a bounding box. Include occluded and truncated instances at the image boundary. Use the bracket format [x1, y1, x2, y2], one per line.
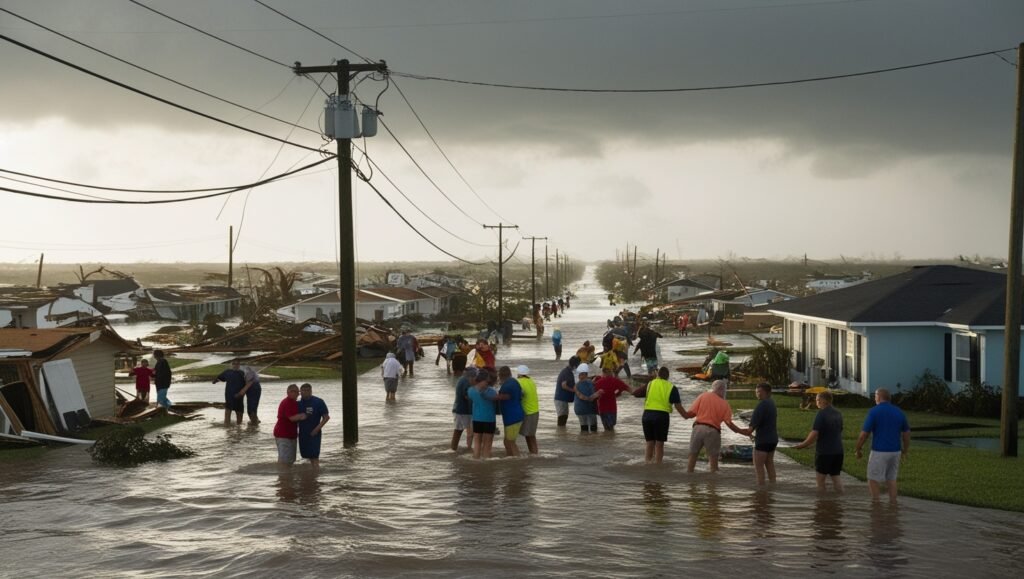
[682, 380, 745, 473]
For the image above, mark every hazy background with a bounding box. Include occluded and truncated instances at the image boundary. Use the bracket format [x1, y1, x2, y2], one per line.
[0, 0, 1021, 265]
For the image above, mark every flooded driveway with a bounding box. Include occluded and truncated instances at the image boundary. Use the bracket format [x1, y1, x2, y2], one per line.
[1, 267, 1022, 577]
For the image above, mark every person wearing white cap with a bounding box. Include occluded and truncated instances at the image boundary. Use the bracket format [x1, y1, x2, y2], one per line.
[572, 363, 602, 433]
[516, 364, 540, 454]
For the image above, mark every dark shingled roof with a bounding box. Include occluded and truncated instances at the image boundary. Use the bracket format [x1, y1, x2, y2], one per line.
[768, 265, 1012, 326]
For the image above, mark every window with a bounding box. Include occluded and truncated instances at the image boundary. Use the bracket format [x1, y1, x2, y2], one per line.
[954, 334, 971, 383]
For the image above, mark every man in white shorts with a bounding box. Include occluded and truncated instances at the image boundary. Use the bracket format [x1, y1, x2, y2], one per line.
[855, 388, 911, 502]
[451, 367, 477, 451]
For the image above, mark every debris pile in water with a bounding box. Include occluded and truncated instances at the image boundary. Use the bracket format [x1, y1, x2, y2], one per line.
[88, 427, 195, 466]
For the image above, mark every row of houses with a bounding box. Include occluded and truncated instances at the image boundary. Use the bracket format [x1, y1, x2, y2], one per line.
[0, 281, 242, 328]
[278, 285, 464, 323]
[768, 265, 1024, 397]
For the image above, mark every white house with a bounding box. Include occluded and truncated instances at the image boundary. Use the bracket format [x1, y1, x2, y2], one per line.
[292, 290, 407, 323]
[770, 265, 1024, 397]
[712, 288, 795, 315]
[0, 288, 103, 329]
[652, 277, 716, 302]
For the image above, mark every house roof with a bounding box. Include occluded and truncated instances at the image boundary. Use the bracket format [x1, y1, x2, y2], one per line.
[89, 278, 140, 296]
[651, 277, 716, 292]
[295, 290, 405, 306]
[361, 286, 433, 301]
[768, 265, 1010, 326]
[0, 325, 138, 359]
[0, 287, 71, 308]
[413, 286, 461, 298]
[147, 286, 242, 303]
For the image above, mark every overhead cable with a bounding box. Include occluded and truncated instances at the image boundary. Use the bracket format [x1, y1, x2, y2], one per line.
[377, 118, 484, 225]
[250, 0, 373, 64]
[353, 146, 493, 247]
[0, 156, 335, 204]
[0, 7, 321, 137]
[355, 172, 486, 266]
[127, 0, 291, 69]
[392, 47, 1017, 93]
[391, 78, 511, 223]
[0, 33, 322, 153]
[0, 153, 331, 193]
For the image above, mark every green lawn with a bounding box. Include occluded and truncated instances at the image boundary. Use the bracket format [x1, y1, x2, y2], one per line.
[729, 390, 1024, 512]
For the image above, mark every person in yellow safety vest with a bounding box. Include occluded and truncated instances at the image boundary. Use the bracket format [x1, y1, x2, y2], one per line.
[632, 366, 689, 464]
[516, 365, 540, 455]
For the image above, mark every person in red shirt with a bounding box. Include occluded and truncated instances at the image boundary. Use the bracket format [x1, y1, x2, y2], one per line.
[274, 384, 307, 465]
[594, 367, 634, 431]
[128, 359, 155, 403]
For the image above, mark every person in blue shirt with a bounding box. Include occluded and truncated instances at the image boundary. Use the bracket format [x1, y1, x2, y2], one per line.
[855, 388, 910, 503]
[213, 361, 246, 426]
[554, 356, 580, 428]
[496, 366, 525, 457]
[451, 367, 477, 452]
[297, 383, 330, 468]
[467, 369, 499, 459]
[551, 328, 563, 360]
[573, 364, 602, 433]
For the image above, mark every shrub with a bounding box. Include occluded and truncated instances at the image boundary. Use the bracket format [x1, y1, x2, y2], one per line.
[745, 343, 792, 385]
[893, 370, 951, 413]
[948, 382, 1003, 418]
[88, 427, 196, 467]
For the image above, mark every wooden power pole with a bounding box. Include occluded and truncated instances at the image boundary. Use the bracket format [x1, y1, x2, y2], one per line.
[484, 223, 518, 325]
[35, 253, 44, 288]
[294, 58, 388, 448]
[227, 226, 233, 289]
[1001, 42, 1024, 458]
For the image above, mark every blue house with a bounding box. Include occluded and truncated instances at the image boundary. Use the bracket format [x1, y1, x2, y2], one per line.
[767, 265, 1023, 397]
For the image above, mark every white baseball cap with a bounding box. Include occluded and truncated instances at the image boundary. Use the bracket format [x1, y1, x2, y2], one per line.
[577, 363, 590, 374]
[516, 365, 530, 375]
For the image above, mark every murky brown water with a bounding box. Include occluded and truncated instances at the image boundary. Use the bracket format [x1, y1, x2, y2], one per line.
[2, 267, 1022, 577]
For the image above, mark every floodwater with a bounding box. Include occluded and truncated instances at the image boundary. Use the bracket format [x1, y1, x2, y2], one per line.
[2, 267, 1023, 578]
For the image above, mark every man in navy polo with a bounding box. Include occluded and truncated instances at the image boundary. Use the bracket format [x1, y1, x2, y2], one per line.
[855, 388, 910, 502]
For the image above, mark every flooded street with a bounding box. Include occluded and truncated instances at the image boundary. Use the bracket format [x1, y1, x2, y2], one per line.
[2, 267, 1022, 578]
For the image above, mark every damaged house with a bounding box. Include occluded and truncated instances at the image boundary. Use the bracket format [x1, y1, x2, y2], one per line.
[0, 287, 103, 329]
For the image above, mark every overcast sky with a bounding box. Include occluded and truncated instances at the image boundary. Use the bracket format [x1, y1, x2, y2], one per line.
[0, 0, 1021, 267]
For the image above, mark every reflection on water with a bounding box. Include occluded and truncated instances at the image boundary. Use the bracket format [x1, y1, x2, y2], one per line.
[276, 466, 323, 506]
[686, 482, 725, 541]
[868, 502, 907, 572]
[642, 481, 672, 525]
[2, 267, 1023, 576]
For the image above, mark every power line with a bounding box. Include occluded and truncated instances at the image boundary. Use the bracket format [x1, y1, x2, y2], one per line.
[392, 47, 1017, 93]
[250, 0, 372, 64]
[377, 118, 485, 225]
[355, 172, 485, 265]
[0, 156, 335, 204]
[0, 33, 323, 153]
[127, 0, 291, 69]
[353, 145, 493, 247]
[0, 151, 334, 196]
[390, 78, 511, 223]
[0, 7, 322, 137]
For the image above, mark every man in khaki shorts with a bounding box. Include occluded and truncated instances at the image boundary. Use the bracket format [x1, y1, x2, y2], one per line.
[682, 380, 745, 473]
[855, 388, 910, 502]
[516, 365, 541, 455]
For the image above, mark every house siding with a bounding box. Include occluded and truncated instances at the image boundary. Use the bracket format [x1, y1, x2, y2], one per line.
[57, 341, 119, 418]
[860, 326, 947, 396]
[977, 332, 1024, 394]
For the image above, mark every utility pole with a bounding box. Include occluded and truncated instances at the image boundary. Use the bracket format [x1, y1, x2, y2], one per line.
[35, 253, 44, 288]
[294, 58, 387, 448]
[483, 223, 518, 325]
[1001, 41, 1024, 458]
[555, 249, 560, 293]
[227, 226, 234, 289]
[654, 248, 660, 286]
[544, 240, 550, 298]
[524, 236, 547, 313]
